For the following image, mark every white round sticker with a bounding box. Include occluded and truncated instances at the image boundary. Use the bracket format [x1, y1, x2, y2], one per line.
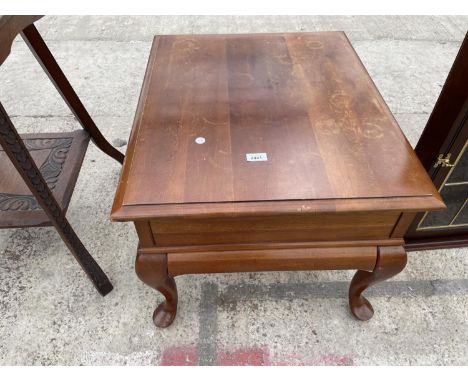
[195, 137, 206, 144]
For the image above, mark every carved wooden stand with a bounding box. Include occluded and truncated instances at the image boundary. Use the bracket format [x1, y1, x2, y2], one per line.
[0, 19, 123, 295]
[20, 24, 124, 165]
[0, 104, 113, 295]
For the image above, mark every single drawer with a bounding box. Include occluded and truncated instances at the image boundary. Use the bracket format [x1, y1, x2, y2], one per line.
[150, 211, 401, 246]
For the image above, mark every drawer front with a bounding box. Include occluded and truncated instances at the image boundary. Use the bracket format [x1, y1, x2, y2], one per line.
[150, 211, 400, 246]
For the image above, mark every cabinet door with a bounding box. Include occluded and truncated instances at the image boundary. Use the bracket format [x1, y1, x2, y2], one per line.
[405, 33, 468, 250]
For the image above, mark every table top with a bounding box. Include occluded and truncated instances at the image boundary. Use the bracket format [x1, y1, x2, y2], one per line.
[0, 16, 42, 65]
[112, 32, 443, 220]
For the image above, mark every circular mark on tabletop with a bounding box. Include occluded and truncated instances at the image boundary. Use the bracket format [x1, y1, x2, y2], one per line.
[362, 122, 384, 139]
[306, 40, 324, 50]
[172, 39, 199, 51]
[195, 137, 206, 144]
[330, 91, 352, 109]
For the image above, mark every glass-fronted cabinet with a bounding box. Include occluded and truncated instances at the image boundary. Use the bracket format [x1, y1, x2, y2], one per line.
[405, 32, 468, 250]
[418, 142, 467, 229]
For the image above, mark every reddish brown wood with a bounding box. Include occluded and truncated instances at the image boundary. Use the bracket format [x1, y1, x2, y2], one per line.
[0, 16, 42, 65]
[150, 212, 400, 246]
[112, 32, 443, 221]
[111, 32, 444, 327]
[0, 131, 90, 228]
[405, 234, 468, 251]
[134, 221, 155, 247]
[20, 24, 124, 165]
[0, 102, 112, 296]
[349, 246, 407, 320]
[139, 238, 405, 255]
[168, 247, 377, 276]
[135, 252, 178, 328]
[112, 196, 444, 221]
[0, 16, 120, 295]
[390, 212, 417, 239]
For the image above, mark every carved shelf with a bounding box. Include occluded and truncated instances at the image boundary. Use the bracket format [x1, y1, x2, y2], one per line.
[0, 130, 90, 228]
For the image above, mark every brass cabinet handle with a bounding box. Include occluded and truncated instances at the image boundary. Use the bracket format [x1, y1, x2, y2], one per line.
[434, 153, 455, 168]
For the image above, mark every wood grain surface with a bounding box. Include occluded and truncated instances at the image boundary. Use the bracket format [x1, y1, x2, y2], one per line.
[149, 211, 400, 245]
[167, 246, 378, 276]
[112, 32, 443, 221]
[0, 131, 90, 228]
[0, 15, 42, 65]
[110, 32, 447, 326]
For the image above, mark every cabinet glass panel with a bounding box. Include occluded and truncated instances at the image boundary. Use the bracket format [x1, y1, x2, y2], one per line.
[453, 200, 468, 225]
[446, 147, 468, 185]
[418, 142, 468, 230]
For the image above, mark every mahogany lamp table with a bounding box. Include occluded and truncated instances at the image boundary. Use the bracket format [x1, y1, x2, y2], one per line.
[111, 32, 445, 327]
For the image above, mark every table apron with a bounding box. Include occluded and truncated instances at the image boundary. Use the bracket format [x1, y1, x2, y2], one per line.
[165, 246, 377, 276]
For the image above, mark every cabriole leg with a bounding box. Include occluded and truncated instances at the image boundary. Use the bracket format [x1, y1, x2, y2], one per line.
[349, 245, 407, 321]
[135, 252, 178, 328]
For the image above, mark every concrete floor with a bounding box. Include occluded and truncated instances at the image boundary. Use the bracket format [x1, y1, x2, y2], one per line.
[0, 16, 467, 365]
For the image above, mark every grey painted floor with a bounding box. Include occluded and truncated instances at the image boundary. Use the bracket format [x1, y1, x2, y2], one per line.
[0, 16, 467, 365]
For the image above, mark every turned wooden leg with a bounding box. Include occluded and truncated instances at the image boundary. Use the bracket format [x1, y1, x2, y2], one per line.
[20, 24, 124, 165]
[349, 245, 407, 321]
[135, 252, 178, 328]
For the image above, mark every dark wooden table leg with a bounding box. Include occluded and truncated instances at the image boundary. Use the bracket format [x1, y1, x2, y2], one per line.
[0, 102, 113, 296]
[20, 23, 125, 165]
[349, 245, 407, 321]
[135, 252, 178, 328]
